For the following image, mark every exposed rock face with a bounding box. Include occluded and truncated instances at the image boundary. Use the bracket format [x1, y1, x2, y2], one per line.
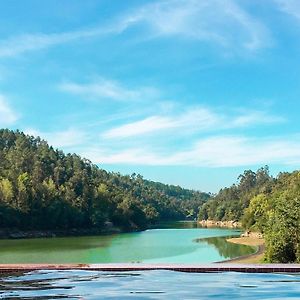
[199, 220, 242, 228]
[240, 231, 263, 239]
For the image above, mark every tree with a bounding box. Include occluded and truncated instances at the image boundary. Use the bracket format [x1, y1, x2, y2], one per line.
[0, 178, 14, 205]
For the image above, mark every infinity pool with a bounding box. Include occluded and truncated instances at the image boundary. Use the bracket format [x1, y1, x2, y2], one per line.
[1, 270, 300, 299]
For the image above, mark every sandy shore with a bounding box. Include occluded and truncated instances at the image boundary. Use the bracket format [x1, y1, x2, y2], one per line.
[225, 236, 265, 264]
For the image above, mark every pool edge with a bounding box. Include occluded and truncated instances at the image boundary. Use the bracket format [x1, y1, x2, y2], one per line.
[0, 263, 299, 273]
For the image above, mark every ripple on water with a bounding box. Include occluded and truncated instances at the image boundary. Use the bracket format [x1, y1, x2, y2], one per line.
[0, 270, 300, 299]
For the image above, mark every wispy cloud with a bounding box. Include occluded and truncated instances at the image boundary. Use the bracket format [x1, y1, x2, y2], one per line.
[231, 110, 285, 127]
[0, 31, 89, 58]
[0, 23, 127, 58]
[0, 0, 271, 58]
[21, 104, 289, 168]
[83, 135, 300, 167]
[194, 135, 300, 167]
[103, 116, 175, 139]
[102, 107, 284, 139]
[59, 78, 160, 102]
[0, 95, 18, 125]
[125, 0, 271, 51]
[102, 108, 219, 139]
[275, 0, 300, 20]
[0, 8, 146, 58]
[25, 128, 86, 149]
[83, 148, 171, 166]
[172, 136, 300, 167]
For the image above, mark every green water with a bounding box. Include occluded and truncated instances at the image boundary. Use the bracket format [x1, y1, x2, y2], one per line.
[0, 222, 255, 263]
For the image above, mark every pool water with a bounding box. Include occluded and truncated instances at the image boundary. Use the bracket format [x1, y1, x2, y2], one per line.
[1, 270, 300, 299]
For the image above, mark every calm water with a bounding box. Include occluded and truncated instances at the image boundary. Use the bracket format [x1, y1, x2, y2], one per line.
[0, 222, 255, 263]
[1, 270, 300, 299]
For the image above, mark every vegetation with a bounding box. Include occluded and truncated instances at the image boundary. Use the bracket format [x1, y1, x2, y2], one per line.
[0, 129, 209, 233]
[198, 166, 273, 222]
[243, 171, 300, 263]
[1, 128, 299, 263]
[198, 166, 300, 263]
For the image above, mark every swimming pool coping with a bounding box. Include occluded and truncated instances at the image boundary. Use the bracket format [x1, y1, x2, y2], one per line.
[0, 264, 299, 273]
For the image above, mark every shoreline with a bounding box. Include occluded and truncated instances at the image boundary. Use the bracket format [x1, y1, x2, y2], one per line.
[0, 220, 240, 240]
[199, 220, 241, 228]
[0, 220, 186, 240]
[0, 227, 132, 240]
[0, 220, 200, 240]
[224, 236, 265, 264]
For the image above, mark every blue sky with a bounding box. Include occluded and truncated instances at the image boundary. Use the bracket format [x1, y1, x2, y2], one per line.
[0, 0, 300, 192]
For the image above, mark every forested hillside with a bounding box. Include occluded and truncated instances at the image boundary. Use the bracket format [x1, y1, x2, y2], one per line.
[198, 167, 300, 263]
[0, 129, 209, 232]
[198, 166, 273, 221]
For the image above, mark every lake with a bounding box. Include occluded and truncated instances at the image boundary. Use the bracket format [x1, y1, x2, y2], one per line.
[0, 222, 255, 263]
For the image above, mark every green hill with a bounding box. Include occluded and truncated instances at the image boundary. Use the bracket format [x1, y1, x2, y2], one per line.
[0, 129, 209, 233]
[198, 166, 300, 263]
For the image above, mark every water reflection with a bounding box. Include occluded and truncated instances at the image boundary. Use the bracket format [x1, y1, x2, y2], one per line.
[152, 221, 202, 229]
[195, 236, 256, 259]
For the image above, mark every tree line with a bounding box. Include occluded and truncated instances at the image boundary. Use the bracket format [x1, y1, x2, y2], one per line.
[198, 166, 300, 263]
[0, 129, 209, 232]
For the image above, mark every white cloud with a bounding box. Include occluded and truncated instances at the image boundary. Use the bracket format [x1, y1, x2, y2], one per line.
[126, 0, 271, 51]
[275, 0, 300, 20]
[103, 116, 175, 139]
[59, 78, 160, 102]
[102, 108, 219, 139]
[83, 135, 300, 168]
[21, 107, 290, 169]
[0, 31, 82, 58]
[176, 136, 300, 167]
[0, 0, 270, 58]
[231, 110, 285, 127]
[25, 128, 86, 149]
[0, 95, 18, 125]
[84, 148, 171, 166]
[102, 107, 283, 139]
[0, 7, 148, 58]
[0, 25, 122, 58]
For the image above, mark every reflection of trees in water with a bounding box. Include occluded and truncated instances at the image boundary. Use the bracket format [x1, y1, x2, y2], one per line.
[0, 234, 117, 253]
[152, 221, 201, 229]
[194, 236, 255, 259]
[176, 221, 201, 229]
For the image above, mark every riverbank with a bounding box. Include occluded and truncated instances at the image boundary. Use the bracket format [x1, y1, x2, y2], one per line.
[0, 220, 193, 239]
[225, 236, 265, 263]
[0, 227, 124, 239]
